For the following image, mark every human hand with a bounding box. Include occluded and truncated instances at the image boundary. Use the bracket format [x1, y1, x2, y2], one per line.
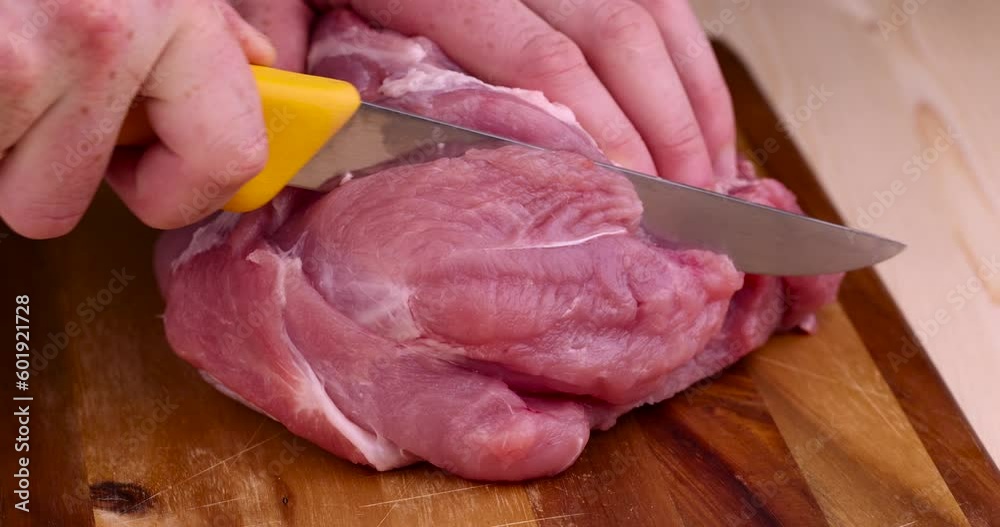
[230, 0, 314, 72]
[320, 0, 736, 188]
[0, 0, 277, 238]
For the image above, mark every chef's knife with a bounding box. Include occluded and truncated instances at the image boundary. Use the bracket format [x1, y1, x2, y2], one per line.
[118, 66, 904, 276]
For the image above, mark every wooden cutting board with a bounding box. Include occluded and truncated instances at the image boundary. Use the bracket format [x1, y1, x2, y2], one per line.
[1, 44, 998, 527]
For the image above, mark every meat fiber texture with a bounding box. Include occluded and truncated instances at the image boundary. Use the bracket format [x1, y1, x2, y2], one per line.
[155, 9, 843, 481]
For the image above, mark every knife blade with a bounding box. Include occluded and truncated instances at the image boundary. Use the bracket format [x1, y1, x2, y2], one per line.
[116, 66, 903, 276]
[290, 102, 904, 276]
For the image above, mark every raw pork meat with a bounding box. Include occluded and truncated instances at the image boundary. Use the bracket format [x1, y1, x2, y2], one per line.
[155, 9, 842, 481]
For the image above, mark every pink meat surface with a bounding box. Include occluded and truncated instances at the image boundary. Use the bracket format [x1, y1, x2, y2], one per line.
[156, 9, 842, 481]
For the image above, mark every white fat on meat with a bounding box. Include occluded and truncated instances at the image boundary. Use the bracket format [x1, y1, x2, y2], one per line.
[485, 228, 629, 251]
[379, 65, 583, 129]
[171, 213, 241, 272]
[274, 324, 412, 470]
[306, 31, 429, 71]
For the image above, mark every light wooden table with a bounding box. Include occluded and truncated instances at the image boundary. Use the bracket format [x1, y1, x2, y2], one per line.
[690, 0, 1000, 462]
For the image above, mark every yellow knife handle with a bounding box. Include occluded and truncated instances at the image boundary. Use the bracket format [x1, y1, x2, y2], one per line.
[117, 65, 362, 212]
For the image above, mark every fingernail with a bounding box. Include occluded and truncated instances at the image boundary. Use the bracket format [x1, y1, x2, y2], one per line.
[245, 27, 277, 67]
[606, 151, 658, 177]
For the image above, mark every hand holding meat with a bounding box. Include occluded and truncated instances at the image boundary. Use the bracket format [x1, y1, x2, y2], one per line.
[237, 0, 736, 186]
[243, 0, 737, 186]
[0, 0, 276, 239]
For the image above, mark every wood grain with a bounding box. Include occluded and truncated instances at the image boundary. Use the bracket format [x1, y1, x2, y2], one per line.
[689, 0, 1000, 467]
[1, 39, 998, 527]
[718, 42, 1000, 525]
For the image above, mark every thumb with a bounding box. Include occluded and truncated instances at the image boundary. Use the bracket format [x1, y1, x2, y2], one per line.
[215, 1, 277, 66]
[230, 0, 314, 72]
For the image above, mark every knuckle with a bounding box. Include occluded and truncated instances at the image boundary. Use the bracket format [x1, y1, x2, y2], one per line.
[63, 2, 131, 59]
[593, 116, 641, 151]
[602, 130, 645, 156]
[2, 197, 88, 239]
[220, 130, 269, 182]
[651, 119, 706, 157]
[594, 2, 658, 46]
[197, 126, 269, 192]
[0, 47, 44, 100]
[231, 135, 269, 179]
[517, 32, 588, 84]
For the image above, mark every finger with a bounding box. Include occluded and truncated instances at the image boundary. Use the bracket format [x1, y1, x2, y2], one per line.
[230, 0, 312, 71]
[0, 3, 152, 239]
[346, 0, 658, 175]
[0, 9, 68, 153]
[526, 0, 714, 187]
[106, 1, 268, 229]
[634, 0, 737, 178]
[217, 1, 278, 67]
[0, 95, 122, 238]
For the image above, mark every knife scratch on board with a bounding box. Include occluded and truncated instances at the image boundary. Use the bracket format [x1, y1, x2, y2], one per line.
[486, 513, 586, 527]
[243, 419, 269, 449]
[360, 484, 492, 508]
[127, 431, 285, 511]
[374, 503, 398, 527]
[754, 356, 891, 399]
[837, 363, 906, 439]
